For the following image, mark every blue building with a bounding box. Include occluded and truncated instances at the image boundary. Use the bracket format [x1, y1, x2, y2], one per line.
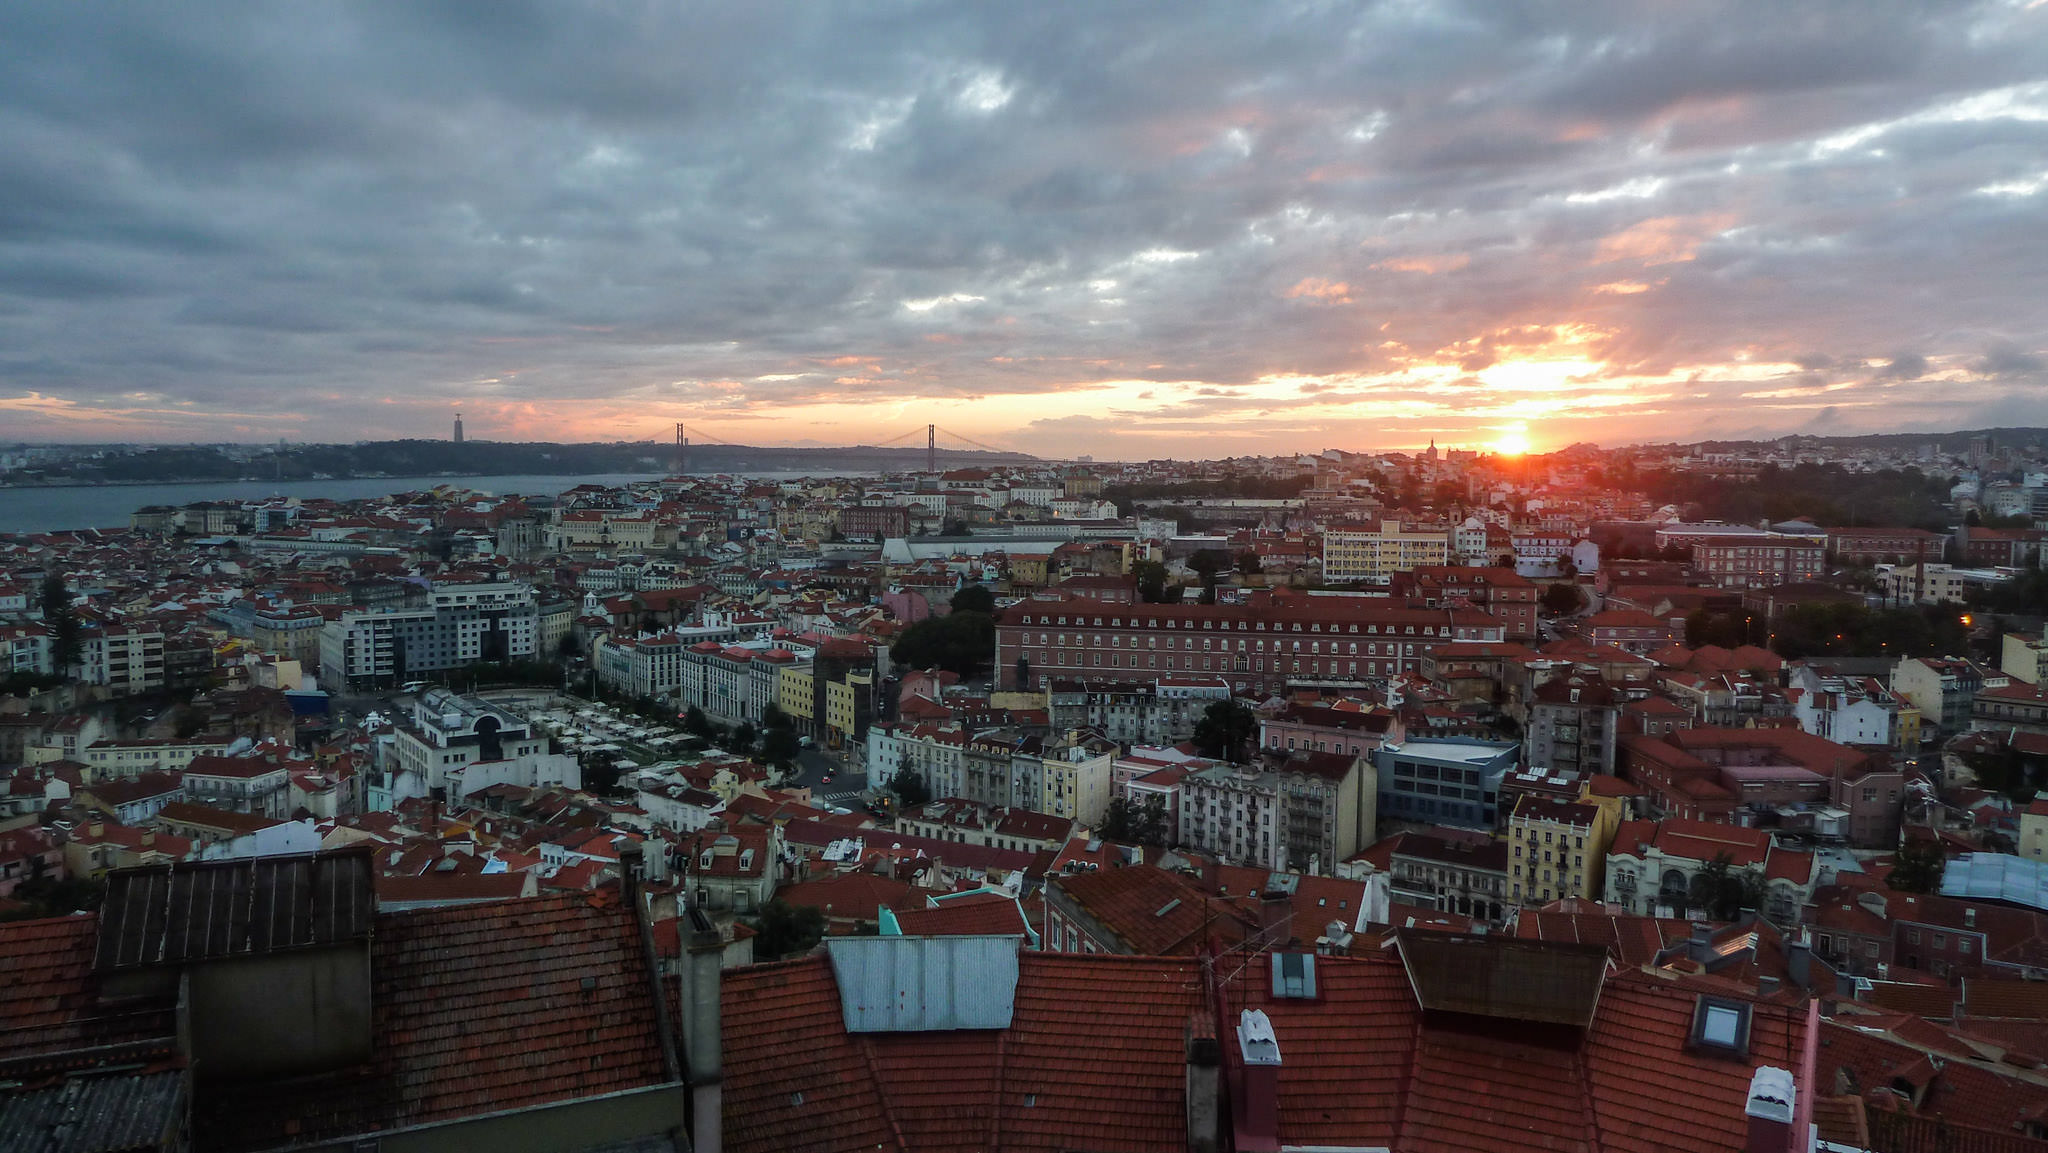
[1374, 739, 1521, 829]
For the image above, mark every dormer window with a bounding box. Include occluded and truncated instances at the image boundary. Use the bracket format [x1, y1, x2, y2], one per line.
[699, 850, 714, 869]
[739, 849, 755, 871]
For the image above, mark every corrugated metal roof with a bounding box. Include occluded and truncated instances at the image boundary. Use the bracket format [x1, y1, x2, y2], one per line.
[1942, 852, 2048, 913]
[826, 935, 1020, 1033]
[0, 1070, 183, 1153]
[92, 850, 373, 972]
[1397, 930, 1610, 1029]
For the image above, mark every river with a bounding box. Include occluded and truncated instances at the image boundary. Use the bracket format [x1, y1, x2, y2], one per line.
[0, 471, 863, 535]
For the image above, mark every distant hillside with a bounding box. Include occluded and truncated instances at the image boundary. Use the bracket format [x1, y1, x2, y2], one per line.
[0, 440, 1038, 486]
[1681, 428, 2048, 456]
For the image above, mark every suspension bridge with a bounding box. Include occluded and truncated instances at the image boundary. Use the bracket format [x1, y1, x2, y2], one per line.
[666, 422, 1043, 474]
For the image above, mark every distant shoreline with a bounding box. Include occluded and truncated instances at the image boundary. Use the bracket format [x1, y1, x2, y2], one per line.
[0, 473, 484, 491]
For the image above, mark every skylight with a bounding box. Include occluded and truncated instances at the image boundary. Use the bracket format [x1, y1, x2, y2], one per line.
[1691, 996, 1752, 1057]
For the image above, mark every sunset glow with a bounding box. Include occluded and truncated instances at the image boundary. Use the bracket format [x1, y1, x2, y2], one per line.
[1491, 430, 1532, 457]
[0, 5, 2042, 456]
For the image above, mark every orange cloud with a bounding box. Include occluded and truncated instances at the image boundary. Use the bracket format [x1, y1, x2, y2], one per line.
[1594, 215, 1735, 265]
[1285, 277, 1353, 303]
[1370, 253, 1471, 274]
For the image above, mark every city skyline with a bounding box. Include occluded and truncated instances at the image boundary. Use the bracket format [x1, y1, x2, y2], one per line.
[3, 3, 2048, 457]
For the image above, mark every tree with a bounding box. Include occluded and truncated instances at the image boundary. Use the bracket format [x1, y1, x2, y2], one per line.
[1101, 795, 1169, 846]
[1189, 549, 1230, 584]
[580, 756, 623, 795]
[1888, 838, 1947, 894]
[893, 768, 932, 807]
[759, 726, 801, 769]
[949, 584, 996, 615]
[41, 575, 79, 671]
[889, 611, 995, 677]
[751, 898, 826, 960]
[1235, 551, 1263, 576]
[1193, 699, 1257, 764]
[1686, 609, 1748, 649]
[1132, 560, 1171, 604]
[1688, 853, 1763, 921]
[731, 721, 758, 753]
[682, 706, 713, 738]
[1540, 582, 1584, 617]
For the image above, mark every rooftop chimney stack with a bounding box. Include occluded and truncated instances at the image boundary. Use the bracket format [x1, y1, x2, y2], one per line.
[1232, 1009, 1283, 1153]
[1743, 1065, 1797, 1153]
[1185, 1007, 1222, 1153]
[678, 909, 725, 1153]
[1787, 940, 1812, 991]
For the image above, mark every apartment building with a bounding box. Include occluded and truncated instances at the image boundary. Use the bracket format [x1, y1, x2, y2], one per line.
[318, 582, 539, 691]
[997, 590, 1506, 694]
[1372, 739, 1520, 830]
[1045, 676, 1230, 745]
[1321, 520, 1449, 584]
[1508, 795, 1612, 907]
[77, 624, 166, 697]
[83, 736, 233, 781]
[1679, 533, 1827, 591]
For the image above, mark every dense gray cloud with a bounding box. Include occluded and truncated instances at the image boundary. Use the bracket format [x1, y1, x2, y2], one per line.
[1, 0, 2046, 456]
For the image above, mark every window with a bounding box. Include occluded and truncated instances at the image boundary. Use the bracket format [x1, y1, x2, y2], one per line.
[1271, 952, 1318, 999]
[1691, 997, 1751, 1056]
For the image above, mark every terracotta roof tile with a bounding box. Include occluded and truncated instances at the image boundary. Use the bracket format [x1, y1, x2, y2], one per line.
[196, 892, 670, 1149]
[0, 916, 176, 1065]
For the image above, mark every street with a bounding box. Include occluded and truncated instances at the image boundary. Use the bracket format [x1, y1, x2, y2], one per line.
[790, 746, 868, 811]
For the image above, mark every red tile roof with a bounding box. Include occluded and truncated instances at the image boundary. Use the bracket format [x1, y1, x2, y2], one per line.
[1051, 864, 1256, 955]
[199, 892, 671, 1147]
[720, 944, 1820, 1153]
[0, 915, 176, 1064]
[890, 892, 1031, 937]
[1513, 901, 1689, 967]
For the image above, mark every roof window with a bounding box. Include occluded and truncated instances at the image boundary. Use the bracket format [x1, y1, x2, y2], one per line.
[1690, 995, 1751, 1057]
[1271, 952, 1318, 999]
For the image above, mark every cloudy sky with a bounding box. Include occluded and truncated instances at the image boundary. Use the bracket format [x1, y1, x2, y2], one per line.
[3, 1, 2048, 458]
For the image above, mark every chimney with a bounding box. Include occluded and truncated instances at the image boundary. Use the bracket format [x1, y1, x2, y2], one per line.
[1185, 1007, 1222, 1153]
[1233, 1009, 1283, 1153]
[677, 909, 724, 1153]
[1259, 890, 1294, 947]
[620, 841, 644, 907]
[1758, 975, 1781, 997]
[1691, 920, 1714, 963]
[1743, 1065, 1797, 1153]
[1787, 940, 1812, 991]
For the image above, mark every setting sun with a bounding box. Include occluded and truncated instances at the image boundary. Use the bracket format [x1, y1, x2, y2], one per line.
[1491, 430, 1531, 456]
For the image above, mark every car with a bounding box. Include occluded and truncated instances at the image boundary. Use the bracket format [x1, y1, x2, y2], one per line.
[822, 773, 835, 784]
